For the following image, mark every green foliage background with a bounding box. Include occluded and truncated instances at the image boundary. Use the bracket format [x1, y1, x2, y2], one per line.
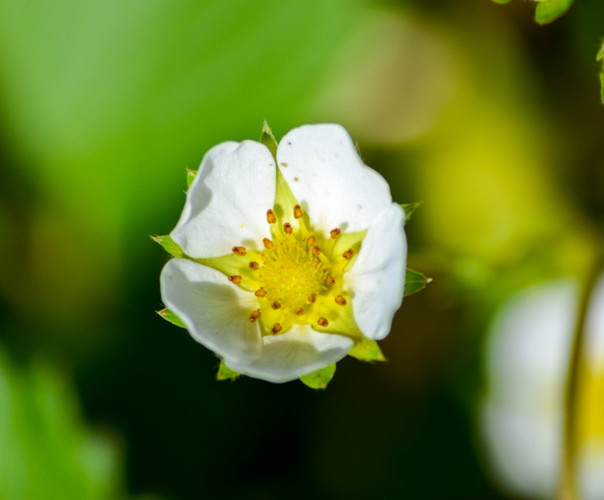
[0, 0, 603, 498]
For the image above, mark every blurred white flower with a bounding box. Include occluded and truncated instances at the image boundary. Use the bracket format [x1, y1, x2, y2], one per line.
[481, 276, 604, 499]
[160, 124, 406, 383]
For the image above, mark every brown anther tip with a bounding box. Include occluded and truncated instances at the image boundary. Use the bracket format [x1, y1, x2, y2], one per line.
[308, 293, 316, 303]
[263, 238, 273, 249]
[330, 228, 341, 239]
[283, 222, 293, 235]
[266, 209, 277, 224]
[295, 308, 304, 316]
[232, 246, 247, 256]
[343, 248, 354, 260]
[249, 261, 260, 270]
[249, 311, 261, 322]
[307, 235, 316, 246]
[255, 288, 267, 297]
[271, 301, 281, 310]
[293, 205, 303, 219]
[312, 246, 321, 257]
[335, 295, 347, 306]
[318, 317, 329, 327]
[271, 323, 282, 334]
[228, 275, 242, 285]
[326, 276, 335, 286]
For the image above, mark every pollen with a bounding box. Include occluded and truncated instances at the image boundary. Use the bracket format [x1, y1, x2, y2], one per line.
[312, 246, 321, 257]
[228, 275, 242, 285]
[330, 228, 341, 239]
[307, 235, 316, 246]
[249, 261, 260, 270]
[318, 317, 329, 327]
[271, 323, 283, 334]
[293, 205, 303, 219]
[271, 301, 281, 310]
[284, 222, 293, 235]
[255, 287, 267, 297]
[343, 248, 354, 260]
[335, 295, 346, 306]
[326, 276, 335, 286]
[263, 238, 273, 249]
[249, 310, 261, 322]
[232, 246, 247, 256]
[266, 209, 277, 224]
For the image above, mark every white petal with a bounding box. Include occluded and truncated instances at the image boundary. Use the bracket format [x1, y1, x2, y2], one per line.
[171, 141, 276, 258]
[276, 124, 393, 236]
[223, 325, 353, 383]
[345, 203, 406, 340]
[160, 259, 262, 363]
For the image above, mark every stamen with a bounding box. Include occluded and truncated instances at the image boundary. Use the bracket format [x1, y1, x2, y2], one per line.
[271, 323, 282, 334]
[263, 238, 273, 249]
[249, 261, 260, 270]
[312, 246, 321, 257]
[249, 310, 261, 322]
[228, 275, 242, 285]
[232, 246, 247, 256]
[318, 317, 329, 327]
[326, 276, 335, 286]
[293, 205, 303, 219]
[271, 301, 281, 310]
[255, 287, 267, 297]
[284, 222, 293, 235]
[330, 228, 341, 239]
[295, 308, 304, 315]
[308, 293, 316, 303]
[343, 248, 354, 260]
[335, 295, 347, 306]
[307, 235, 316, 246]
[266, 209, 277, 224]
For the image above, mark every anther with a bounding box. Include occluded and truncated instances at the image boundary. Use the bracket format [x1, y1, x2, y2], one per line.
[343, 248, 354, 260]
[307, 235, 316, 246]
[249, 261, 260, 270]
[335, 295, 347, 306]
[255, 288, 267, 297]
[293, 205, 303, 219]
[271, 301, 281, 310]
[330, 228, 341, 239]
[318, 317, 329, 327]
[249, 310, 261, 322]
[284, 222, 293, 235]
[312, 246, 321, 257]
[271, 323, 282, 335]
[295, 308, 304, 315]
[232, 246, 247, 256]
[228, 275, 242, 285]
[266, 209, 277, 224]
[308, 293, 316, 303]
[326, 276, 335, 286]
[263, 238, 273, 249]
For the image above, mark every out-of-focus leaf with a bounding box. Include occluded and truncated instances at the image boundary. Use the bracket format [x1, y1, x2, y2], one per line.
[151, 235, 183, 258]
[534, 0, 574, 25]
[348, 338, 387, 362]
[404, 269, 432, 297]
[216, 361, 240, 381]
[300, 363, 336, 389]
[491, 0, 511, 4]
[157, 308, 186, 329]
[598, 41, 604, 105]
[401, 202, 421, 225]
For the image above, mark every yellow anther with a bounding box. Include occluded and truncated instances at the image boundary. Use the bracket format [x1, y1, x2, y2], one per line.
[343, 248, 354, 260]
[330, 228, 341, 239]
[307, 235, 316, 246]
[308, 293, 316, 303]
[284, 222, 293, 235]
[312, 246, 321, 257]
[295, 308, 304, 316]
[271, 301, 281, 310]
[232, 246, 247, 256]
[293, 205, 303, 219]
[271, 323, 282, 335]
[228, 275, 242, 285]
[263, 238, 273, 249]
[266, 209, 277, 224]
[335, 295, 347, 306]
[326, 276, 335, 286]
[249, 261, 260, 270]
[318, 317, 329, 327]
[255, 287, 267, 298]
[249, 310, 261, 322]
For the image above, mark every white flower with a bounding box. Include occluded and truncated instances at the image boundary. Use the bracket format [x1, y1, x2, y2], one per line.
[481, 277, 604, 500]
[160, 124, 407, 383]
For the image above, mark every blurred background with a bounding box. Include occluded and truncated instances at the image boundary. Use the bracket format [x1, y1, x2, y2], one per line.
[1, 0, 603, 499]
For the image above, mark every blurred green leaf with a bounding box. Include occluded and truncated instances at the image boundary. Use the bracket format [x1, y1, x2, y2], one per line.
[598, 41, 604, 104]
[401, 202, 421, 225]
[216, 360, 240, 381]
[404, 269, 432, 297]
[534, 0, 574, 25]
[300, 363, 336, 389]
[151, 235, 184, 258]
[348, 338, 386, 362]
[186, 169, 197, 189]
[157, 308, 186, 329]
[492, 0, 511, 3]
[260, 121, 278, 161]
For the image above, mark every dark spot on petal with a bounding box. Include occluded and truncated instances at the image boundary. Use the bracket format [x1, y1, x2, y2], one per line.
[287, 141, 292, 145]
[280, 162, 288, 167]
[294, 177, 299, 182]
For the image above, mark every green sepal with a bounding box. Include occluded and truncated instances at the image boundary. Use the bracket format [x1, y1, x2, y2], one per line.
[186, 169, 196, 188]
[300, 363, 336, 389]
[196, 253, 256, 291]
[598, 41, 604, 105]
[400, 202, 421, 225]
[491, 0, 511, 4]
[151, 234, 184, 258]
[534, 0, 574, 25]
[348, 338, 387, 363]
[157, 308, 186, 328]
[272, 166, 299, 226]
[216, 360, 240, 381]
[404, 268, 432, 297]
[260, 121, 278, 161]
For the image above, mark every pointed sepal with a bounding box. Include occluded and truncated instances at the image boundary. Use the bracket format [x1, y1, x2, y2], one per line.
[186, 169, 197, 188]
[348, 337, 387, 363]
[151, 234, 184, 258]
[598, 41, 604, 105]
[260, 121, 278, 161]
[157, 308, 186, 328]
[534, 0, 574, 25]
[404, 268, 432, 297]
[300, 363, 336, 389]
[216, 360, 240, 381]
[400, 202, 421, 225]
